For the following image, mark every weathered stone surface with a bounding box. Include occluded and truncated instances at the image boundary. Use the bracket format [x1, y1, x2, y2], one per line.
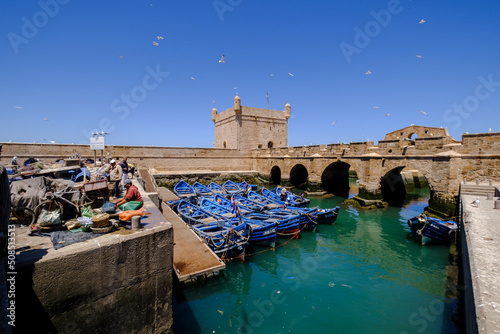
[343, 196, 389, 209]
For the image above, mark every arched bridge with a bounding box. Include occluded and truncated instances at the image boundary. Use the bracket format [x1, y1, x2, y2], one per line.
[253, 126, 500, 205]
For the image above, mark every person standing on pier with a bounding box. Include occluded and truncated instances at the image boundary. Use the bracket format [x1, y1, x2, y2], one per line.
[108, 159, 123, 198]
[119, 157, 129, 185]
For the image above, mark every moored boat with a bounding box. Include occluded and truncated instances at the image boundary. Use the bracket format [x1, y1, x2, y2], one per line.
[275, 186, 310, 207]
[174, 180, 196, 201]
[192, 182, 214, 197]
[222, 180, 245, 195]
[200, 198, 277, 247]
[245, 212, 300, 237]
[407, 214, 458, 244]
[208, 182, 227, 195]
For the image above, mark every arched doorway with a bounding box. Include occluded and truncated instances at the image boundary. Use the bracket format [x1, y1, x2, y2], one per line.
[321, 161, 351, 197]
[289, 164, 309, 189]
[270, 166, 281, 185]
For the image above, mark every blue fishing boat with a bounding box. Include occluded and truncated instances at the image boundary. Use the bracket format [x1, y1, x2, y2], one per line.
[177, 200, 248, 259]
[232, 194, 267, 212]
[239, 181, 258, 191]
[267, 206, 318, 231]
[222, 180, 245, 195]
[200, 198, 277, 247]
[208, 182, 227, 195]
[192, 223, 248, 260]
[247, 191, 283, 209]
[245, 212, 300, 237]
[407, 214, 458, 244]
[211, 194, 253, 215]
[174, 180, 196, 201]
[275, 186, 310, 207]
[262, 187, 305, 207]
[192, 182, 214, 197]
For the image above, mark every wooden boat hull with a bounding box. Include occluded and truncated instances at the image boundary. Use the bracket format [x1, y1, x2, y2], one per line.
[407, 215, 457, 244]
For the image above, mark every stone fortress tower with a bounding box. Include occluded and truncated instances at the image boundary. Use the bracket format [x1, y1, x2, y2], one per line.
[212, 95, 291, 150]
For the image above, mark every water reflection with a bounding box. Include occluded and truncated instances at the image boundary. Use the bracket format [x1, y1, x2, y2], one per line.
[174, 183, 458, 334]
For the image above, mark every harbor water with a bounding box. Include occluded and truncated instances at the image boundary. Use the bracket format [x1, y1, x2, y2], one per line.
[174, 182, 459, 334]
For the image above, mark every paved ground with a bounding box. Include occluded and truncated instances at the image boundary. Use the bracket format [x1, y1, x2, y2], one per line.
[462, 193, 500, 333]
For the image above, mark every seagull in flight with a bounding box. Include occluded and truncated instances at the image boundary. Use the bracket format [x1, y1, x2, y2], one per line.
[288, 72, 294, 77]
[419, 19, 426, 24]
[416, 55, 423, 59]
[156, 36, 164, 40]
[471, 197, 480, 207]
[270, 74, 274, 77]
[419, 109, 428, 116]
[234, 87, 237, 90]
[13, 106, 23, 109]
[152, 41, 159, 46]
[330, 121, 337, 126]
[219, 54, 225, 63]
[373, 106, 379, 109]
[384, 113, 390, 117]
[190, 77, 195, 80]
[43, 118, 49, 121]
[365, 70, 371, 75]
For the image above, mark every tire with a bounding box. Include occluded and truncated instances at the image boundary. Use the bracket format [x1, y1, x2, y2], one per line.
[11, 207, 36, 226]
[35, 200, 64, 221]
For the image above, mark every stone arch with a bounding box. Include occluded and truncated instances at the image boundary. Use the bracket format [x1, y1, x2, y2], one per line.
[380, 164, 432, 207]
[380, 166, 406, 207]
[321, 161, 352, 197]
[270, 165, 281, 185]
[289, 164, 309, 189]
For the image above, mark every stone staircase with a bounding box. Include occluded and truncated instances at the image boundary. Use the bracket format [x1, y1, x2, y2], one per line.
[460, 183, 498, 197]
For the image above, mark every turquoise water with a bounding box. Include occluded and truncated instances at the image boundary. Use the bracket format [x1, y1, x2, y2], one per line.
[174, 185, 458, 334]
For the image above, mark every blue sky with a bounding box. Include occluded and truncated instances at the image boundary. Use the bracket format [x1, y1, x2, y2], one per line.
[1, 0, 499, 147]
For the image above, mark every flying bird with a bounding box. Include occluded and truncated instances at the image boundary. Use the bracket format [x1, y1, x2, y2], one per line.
[373, 106, 379, 109]
[270, 74, 274, 76]
[419, 19, 426, 24]
[365, 70, 371, 75]
[212, 101, 216, 104]
[330, 121, 337, 126]
[43, 118, 49, 121]
[471, 197, 480, 207]
[419, 109, 428, 116]
[288, 72, 294, 77]
[152, 41, 159, 46]
[13, 106, 23, 109]
[156, 36, 164, 40]
[234, 87, 237, 90]
[384, 113, 390, 117]
[119, 56, 124, 59]
[416, 55, 423, 59]
[190, 77, 195, 80]
[219, 54, 225, 63]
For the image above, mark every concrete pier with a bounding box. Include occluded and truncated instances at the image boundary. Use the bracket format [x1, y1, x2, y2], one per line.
[460, 183, 500, 333]
[11, 179, 174, 333]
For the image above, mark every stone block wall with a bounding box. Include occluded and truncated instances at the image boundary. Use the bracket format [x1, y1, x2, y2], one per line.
[0, 143, 254, 172]
[460, 132, 500, 154]
[16, 225, 174, 333]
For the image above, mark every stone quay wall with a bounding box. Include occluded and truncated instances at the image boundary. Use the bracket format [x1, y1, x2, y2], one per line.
[0, 142, 254, 172]
[16, 225, 174, 333]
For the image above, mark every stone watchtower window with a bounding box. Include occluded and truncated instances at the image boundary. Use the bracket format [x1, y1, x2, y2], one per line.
[258, 144, 262, 149]
[223, 141, 226, 148]
[268, 141, 274, 148]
